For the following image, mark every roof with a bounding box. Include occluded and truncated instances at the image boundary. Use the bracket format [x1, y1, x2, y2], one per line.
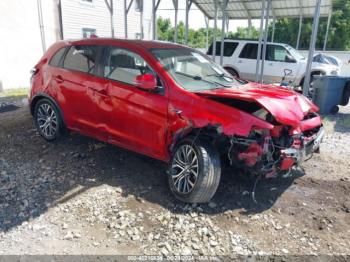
[68, 38, 184, 49]
[193, 0, 332, 20]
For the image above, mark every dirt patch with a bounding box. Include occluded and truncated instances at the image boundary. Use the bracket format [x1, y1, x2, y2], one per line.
[0, 98, 349, 256]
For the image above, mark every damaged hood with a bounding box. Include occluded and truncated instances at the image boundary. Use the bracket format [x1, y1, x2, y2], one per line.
[195, 82, 319, 126]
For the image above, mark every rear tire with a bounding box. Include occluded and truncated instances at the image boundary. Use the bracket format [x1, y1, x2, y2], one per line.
[331, 105, 339, 115]
[168, 137, 221, 203]
[34, 98, 64, 141]
[341, 84, 350, 106]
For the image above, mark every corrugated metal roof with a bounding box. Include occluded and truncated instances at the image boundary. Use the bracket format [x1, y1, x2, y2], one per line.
[193, 0, 332, 19]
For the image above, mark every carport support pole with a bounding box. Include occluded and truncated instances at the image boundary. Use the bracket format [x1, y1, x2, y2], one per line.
[152, 0, 161, 40]
[185, 0, 192, 45]
[212, 0, 218, 61]
[248, 18, 252, 38]
[296, 12, 303, 49]
[37, 0, 46, 53]
[205, 16, 209, 50]
[220, 0, 228, 66]
[323, 11, 332, 51]
[255, 0, 266, 82]
[172, 0, 178, 43]
[152, 0, 156, 40]
[104, 0, 114, 37]
[303, 0, 322, 97]
[271, 15, 275, 42]
[124, 0, 134, 38]
[259, 0, 271, 83]
[139, 0, 144, 39]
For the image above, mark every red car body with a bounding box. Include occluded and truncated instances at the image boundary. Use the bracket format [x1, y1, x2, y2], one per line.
[29, 38, 324, 201]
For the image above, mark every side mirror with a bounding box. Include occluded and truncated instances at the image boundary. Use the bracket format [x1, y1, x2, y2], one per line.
[134, 73, 157, 91]
[285, 54, 296, 63]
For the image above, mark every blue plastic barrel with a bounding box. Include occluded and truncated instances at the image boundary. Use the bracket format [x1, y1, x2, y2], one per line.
[312, 76, 348, 114]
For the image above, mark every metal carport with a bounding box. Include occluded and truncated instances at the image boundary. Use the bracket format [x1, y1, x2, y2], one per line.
[147, 0, 332, 96]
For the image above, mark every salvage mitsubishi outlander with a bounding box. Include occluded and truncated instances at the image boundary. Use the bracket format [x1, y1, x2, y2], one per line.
[29, 38, 324, 203]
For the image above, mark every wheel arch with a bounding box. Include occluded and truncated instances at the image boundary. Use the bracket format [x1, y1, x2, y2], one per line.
[223, 65, 240, 77]
[30, 93, 66, 125]
[298, 70, 326, 86]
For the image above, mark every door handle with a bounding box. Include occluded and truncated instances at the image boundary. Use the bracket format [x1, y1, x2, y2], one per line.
[89, 86, 108, 96]
[55, 75, 64, 83]
[238, 60, 243, 63]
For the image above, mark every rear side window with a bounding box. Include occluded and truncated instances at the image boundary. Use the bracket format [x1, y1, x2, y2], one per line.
[207, 42, 238, 57]
[63, 45, 97, 74]
[239, 43, 259, 59]
[49, 47, 67, 67]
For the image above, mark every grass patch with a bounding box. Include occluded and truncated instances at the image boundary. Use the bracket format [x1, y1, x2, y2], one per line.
[0, 88, 28, 98]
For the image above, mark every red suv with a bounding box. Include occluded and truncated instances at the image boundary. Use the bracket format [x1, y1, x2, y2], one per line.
[29, 38, 324, 203]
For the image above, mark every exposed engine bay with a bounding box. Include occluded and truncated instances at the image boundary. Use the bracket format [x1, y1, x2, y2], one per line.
[207, 97, 324, 179]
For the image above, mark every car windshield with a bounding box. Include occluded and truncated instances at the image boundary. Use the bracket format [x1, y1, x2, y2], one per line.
[284, 45, 305, 61]
[151, 48, 242, 91]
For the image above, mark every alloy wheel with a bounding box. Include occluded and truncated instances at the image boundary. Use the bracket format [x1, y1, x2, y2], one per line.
[171, 144, 199, 194]
[36, 103, 57, 138]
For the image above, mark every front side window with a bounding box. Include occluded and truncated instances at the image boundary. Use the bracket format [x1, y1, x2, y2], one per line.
[266, 45, 290, 62]
[49, 47, 67, 67]
[207, 42, 238, 57]
[151, 48, 241, 92]
[103, 47, 155, 85]
[63, 45, 97, 74]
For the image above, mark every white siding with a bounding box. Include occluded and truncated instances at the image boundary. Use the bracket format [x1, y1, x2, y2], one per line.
[0, 0, 59, 90]
[0, 0, 154, 89]
[61, 0, 153, 40]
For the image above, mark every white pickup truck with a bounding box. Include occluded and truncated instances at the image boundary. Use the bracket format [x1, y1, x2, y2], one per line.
[207, 39, 341, 86]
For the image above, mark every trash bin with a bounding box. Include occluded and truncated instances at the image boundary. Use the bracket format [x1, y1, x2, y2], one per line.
[312, 76, 349, 114]
[340, 80, 350, 106]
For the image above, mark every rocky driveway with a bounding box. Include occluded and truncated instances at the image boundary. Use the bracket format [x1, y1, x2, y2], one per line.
[0, 97, 349, 257]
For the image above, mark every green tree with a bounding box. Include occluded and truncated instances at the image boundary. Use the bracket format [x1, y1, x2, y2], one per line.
[156, 0, 350, 52]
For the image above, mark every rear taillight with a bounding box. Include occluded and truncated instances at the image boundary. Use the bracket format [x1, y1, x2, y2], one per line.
[30, 68, 38, 77]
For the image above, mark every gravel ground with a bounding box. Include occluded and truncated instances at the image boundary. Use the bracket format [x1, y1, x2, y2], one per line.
[0, 96, 349, 257]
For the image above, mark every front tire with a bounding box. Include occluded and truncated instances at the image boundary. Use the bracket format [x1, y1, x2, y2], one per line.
[34, 98, 64, 141]
[168, 137, 221, 203]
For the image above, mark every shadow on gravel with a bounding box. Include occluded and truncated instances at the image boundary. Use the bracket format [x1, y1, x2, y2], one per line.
[332, 112, 350, 133]
[3, 108, 346, 233]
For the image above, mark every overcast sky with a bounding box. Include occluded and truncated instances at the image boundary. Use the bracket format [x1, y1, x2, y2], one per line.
[156, 0, 260, 31]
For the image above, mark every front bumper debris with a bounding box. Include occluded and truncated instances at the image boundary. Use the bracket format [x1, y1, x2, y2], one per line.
[281, 126, 325, 167]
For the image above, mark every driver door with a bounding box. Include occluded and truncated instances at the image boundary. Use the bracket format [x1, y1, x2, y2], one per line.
[100, 46, 169, 160]
[263, 44, 299, 84]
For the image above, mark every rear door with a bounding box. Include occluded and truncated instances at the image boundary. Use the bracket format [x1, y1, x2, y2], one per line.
[55, 45, 102, 137]
[236, 43, 260, 81]
[98, 46, 169, 160]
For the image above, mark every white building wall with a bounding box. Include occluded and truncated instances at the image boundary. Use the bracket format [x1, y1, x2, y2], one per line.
[0, 0, 154, 90]
[61, 0, 153, 40]
[0, 0, 59, 90]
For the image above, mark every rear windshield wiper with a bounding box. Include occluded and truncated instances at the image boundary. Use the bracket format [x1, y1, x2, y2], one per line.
[175, 71, 226, 87]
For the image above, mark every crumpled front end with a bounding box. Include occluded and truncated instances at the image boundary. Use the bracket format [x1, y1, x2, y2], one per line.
[228, 111, 324, 178]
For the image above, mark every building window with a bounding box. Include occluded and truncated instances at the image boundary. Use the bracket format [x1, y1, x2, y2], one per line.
[82, 28, 96, 38]
[135, 33, 141, 39]
[135, 0, 143, 12]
